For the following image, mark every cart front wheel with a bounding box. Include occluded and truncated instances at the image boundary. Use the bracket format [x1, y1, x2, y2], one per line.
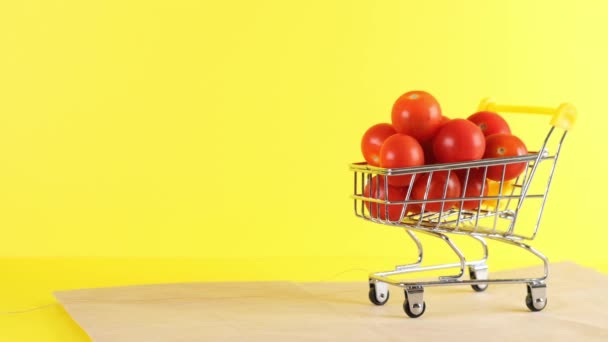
[525, 284, 547, 312]
[526, 294, 547, 311]
[403, 298, 426, 318]
[403, 287, 426, 318]
[368, 283, 389, 306]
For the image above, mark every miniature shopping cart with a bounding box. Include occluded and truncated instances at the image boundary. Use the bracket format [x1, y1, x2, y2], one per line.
[350, 98, 576, 318]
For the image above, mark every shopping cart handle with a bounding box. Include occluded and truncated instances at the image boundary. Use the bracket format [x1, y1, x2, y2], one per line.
[478, 98, 577, 131]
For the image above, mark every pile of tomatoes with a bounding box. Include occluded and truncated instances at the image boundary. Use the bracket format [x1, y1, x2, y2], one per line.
[361, 90, 529, 220]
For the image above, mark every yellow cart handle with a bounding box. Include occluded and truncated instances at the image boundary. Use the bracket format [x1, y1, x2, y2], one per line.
[478, 98, 577, 131]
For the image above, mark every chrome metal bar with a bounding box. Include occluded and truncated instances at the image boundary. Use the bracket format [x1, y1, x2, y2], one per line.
[370, 275, 545, 288]
[470, 235, 489, 264]
[375, 260, 485, 277]
[486, 236, 549, 281]
[438, 169, 452, 223]
[454, 168, 471, 232]
[420, 231, 467, 280]
[354, 171, 359, 216]
[351, 194, 545, 204]
[417, 171, 435, 226]
[351, 153, 544, 175]
[371, 233, 547, 287]
[531, 131, 567, 239]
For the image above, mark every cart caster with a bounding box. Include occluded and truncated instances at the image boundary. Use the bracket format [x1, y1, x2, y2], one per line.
[368, 281, 389, 305]
[403, 286, 426, 318]
[525, 283, 547, 312]
[469, 265, 489, 292]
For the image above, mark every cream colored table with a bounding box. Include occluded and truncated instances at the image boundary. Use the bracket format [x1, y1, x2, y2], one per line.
[55, 262, 608, 341]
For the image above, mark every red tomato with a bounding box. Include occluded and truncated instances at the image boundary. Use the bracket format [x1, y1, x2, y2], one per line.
[468, 111, 511, 137]
[457, 170, 489, 210]
[484, 134, 528, 181]
[391, 90, 442, 143]
[379, 134, 425, 187]
[363, 176, 407, 221]
[433, 119, 486, 163]
[423, 116, 452, 164]
[361, 123, 397, 166]
[410, 171, 461, 213]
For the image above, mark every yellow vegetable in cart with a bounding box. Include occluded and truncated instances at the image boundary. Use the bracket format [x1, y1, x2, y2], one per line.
[483, 179, 516, 210]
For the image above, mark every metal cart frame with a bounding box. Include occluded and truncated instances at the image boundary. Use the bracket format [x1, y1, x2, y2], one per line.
[350, 98, 577, 318]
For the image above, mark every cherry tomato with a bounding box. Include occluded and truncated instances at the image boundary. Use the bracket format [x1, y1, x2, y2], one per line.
[379, 134, 425, 187]
[433, 119, 485, 163]
[484, 134, 528, 181]
[361, 123, 397, 166]
[391, 90, 442, 143]
[410, 171, 461, 213]
[363, 176, 407, 221]
[457, 169, 489, 210]
[468, 111, 511, 136]
[423, 116, 452, 164]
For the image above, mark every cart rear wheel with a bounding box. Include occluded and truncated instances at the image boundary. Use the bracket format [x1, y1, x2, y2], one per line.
[403, 298, 426, 318]
[471, 284, 488, 292]
[368, 284, 389, 305]
[469, 266, 488, 292]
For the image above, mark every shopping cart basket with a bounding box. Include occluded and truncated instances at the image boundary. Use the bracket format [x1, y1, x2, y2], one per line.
[350, 98, 576, 318]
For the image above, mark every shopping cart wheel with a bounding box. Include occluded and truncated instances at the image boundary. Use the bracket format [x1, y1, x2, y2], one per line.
[471, 284, 487, 292]
[403, 286, 425, 318]
[368, 282, 389, 305]
[469, 266, 489, 292]
[525, 283, 547, 312]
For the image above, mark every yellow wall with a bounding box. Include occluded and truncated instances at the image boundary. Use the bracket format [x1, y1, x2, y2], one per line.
[0, 1, 605, 276]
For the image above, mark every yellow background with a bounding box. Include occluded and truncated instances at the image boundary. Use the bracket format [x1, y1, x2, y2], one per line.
[1, 0, 607, 340]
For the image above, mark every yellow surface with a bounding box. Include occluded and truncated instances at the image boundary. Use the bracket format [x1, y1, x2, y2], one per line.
[1, 0, 607, 340]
